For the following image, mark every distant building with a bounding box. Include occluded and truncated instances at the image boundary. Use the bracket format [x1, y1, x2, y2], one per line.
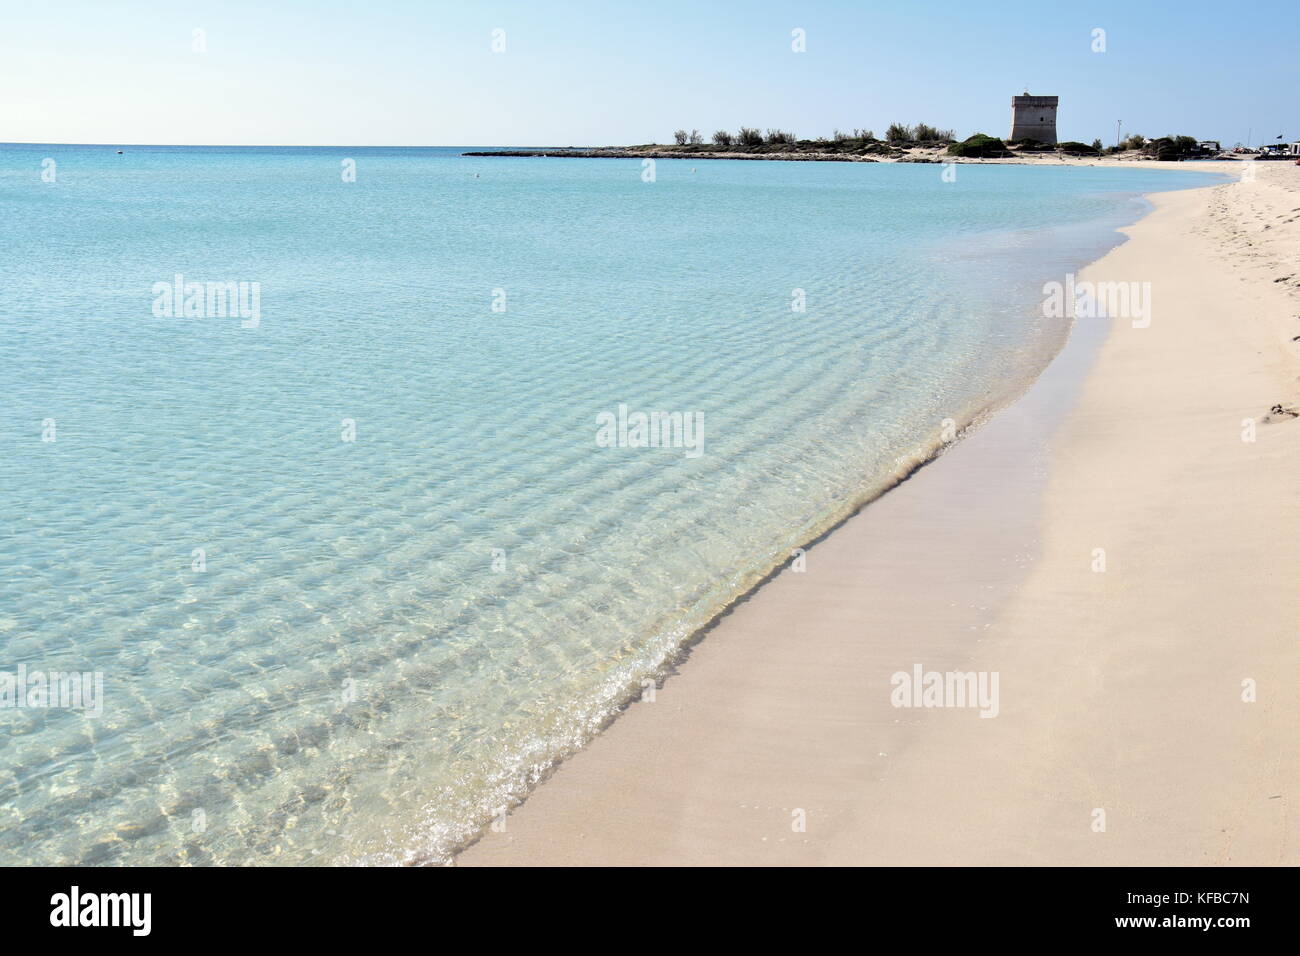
[1009, 93, 1058, 145]
[1199, 141, 1221, 154]
[1289, 141, 1300, 156]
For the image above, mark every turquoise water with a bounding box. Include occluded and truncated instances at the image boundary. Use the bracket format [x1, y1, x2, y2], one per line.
[0, 145, 1221, 865]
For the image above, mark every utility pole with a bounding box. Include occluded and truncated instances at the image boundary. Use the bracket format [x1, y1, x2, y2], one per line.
[1117, 119, 1122, 149]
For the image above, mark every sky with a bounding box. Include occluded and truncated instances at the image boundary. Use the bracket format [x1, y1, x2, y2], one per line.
[3, 0, 1294, 148]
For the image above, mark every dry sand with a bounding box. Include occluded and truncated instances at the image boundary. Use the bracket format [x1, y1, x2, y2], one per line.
[458, 160, 1300, 866]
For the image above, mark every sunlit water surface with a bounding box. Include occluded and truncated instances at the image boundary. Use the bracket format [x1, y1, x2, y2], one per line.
[0, 145, 1221, 864]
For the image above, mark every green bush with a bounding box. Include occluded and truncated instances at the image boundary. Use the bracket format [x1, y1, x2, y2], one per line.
[912, 123, 955, 143]
[886, 122, 912, 143]
[947, 133, 1006, 157]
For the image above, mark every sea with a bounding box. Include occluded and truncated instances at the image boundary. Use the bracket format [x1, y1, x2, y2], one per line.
[0, 144, 1223, 864]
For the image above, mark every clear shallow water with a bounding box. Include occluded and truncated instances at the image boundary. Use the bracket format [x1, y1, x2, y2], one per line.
[0, 145, 1221, 864]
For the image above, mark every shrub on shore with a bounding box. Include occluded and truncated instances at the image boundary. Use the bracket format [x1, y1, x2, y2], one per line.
[886, 122, 911, 143]
[887, 122, 955, 145]
[1105, 134, 1146, 154]
[1144, 137, 1177, 160]
[947, 133, 1006, 157]
[1057, 140, 1100, 155]
[665, 125, 938, 153]
[912, 123, 955, 143]
[1143, 135, 1201, 160]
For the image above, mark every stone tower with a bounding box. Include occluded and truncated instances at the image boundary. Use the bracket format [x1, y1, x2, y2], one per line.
[1009, 93, 1058, 145]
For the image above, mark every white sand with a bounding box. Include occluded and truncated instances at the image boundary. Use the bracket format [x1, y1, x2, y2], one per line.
[458, 161, 1300, 866]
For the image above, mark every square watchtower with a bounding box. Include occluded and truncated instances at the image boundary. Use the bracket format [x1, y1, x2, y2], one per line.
[1009, 94, 1058, 145]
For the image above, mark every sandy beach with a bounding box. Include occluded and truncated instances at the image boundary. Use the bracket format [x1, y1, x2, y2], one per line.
[458, 160, 1300, 866]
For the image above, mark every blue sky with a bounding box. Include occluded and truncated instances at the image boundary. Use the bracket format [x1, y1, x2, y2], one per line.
[3, 0, 1294, 147]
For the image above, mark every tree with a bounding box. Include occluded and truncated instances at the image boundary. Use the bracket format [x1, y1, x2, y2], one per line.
[712, 130, 734, 146]
[688, 129, 703, 145]
[673, 129, 689, 145]
[886, 122, 913, 143]
[912, 123, 954, 143]
[1091, 138, 1103, 151]
[738, 127, 764, 146]
[1142, 135, 1200, 160]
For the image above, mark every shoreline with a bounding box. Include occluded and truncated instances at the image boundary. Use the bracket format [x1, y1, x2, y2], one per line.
[462, 146, 1264, 167]
[457, 160, 1300, 866]
[395, 164, 1214, 865]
